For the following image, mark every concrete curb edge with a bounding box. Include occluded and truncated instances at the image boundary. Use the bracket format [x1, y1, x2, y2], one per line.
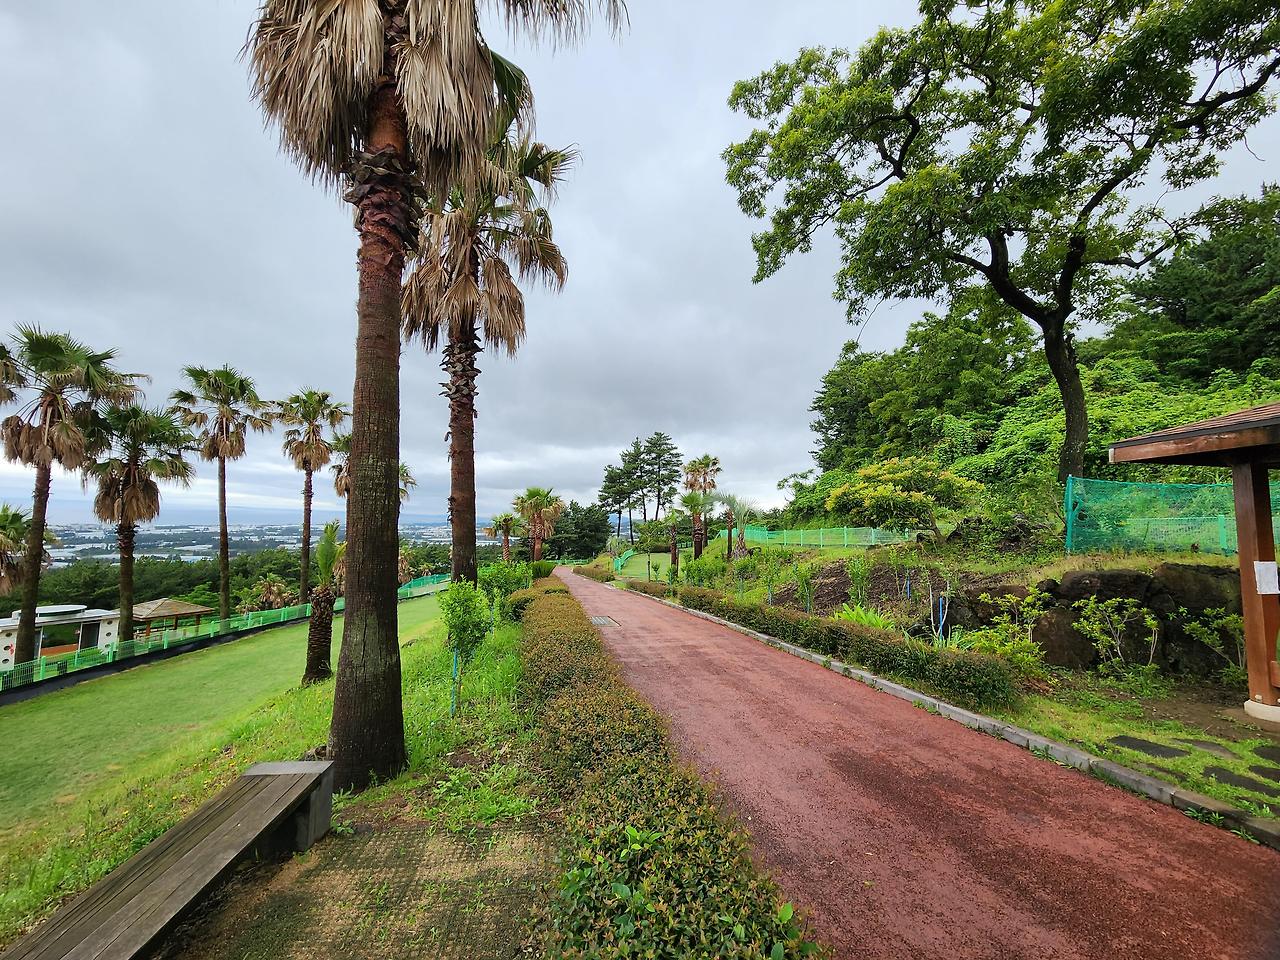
[598, 578, 1280, 852]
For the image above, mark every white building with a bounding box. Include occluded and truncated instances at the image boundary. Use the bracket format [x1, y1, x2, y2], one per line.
[0, 604, 121, 672]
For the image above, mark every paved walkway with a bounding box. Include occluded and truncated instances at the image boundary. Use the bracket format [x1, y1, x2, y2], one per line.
[559, 571, 1280, 960]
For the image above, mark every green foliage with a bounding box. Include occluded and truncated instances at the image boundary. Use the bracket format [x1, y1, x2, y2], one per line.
[623, 578, 671, 599]
[961, 589, 1053, 677]
[793, 563, 816, 614]
[678, 587, 1019, 710]
[1072, 596, 1159, 668]
[518, 588, 820, 959]
[1181, 606, 1246, 686]
[824, 458, 980, 532]
[682, 554, 726, 589]
[477, 562, 530, 613]
[574, 564, 615, 583]
[832, 603, 895, 632]
[542, 501, 614, 561]
[530, 559, 556, 580]
[439, 581, 489, 665]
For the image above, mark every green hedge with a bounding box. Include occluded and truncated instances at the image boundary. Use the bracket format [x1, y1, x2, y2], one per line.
[531, 559, 557, 580]
[677, 588, 1018, 711]
[519, 591, 820, 958]
[575, 565, 615, 583]
[620, 578, 671, 598]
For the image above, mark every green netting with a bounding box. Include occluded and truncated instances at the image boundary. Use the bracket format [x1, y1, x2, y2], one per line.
[1065, 475, 1280, 555]
[717, 524, 915, 548]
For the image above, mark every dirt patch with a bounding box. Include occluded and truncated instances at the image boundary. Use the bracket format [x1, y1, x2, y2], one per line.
[158, 824, 552, 960]
[1147, 684, 1280, 745]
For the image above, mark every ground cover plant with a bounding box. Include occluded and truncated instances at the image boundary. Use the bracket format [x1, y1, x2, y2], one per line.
[518, 582, 822, 958]
[0, 595, 536, 947]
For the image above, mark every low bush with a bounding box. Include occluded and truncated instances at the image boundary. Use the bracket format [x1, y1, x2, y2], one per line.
[621, 578, 670, 598]
[530, 559, 557, 580]
[677, 587, 1018, 711]
[575, 564, 615, 583]
[519, 589, 820, 959]
[504, 587, 541, 622]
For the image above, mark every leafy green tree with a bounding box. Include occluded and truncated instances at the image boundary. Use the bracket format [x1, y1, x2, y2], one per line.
[620, 438, 647, 529]
[2, 328, 140, 663]
[171, 366, 274, 623]
[726, 0, 1280, 480]
[642, 431, 683, 518]
[1104, 186, 1280, 380]
[598, 463, 631, 537]
[279, 389, 349, 602]
[825, 457, 981, 534]
[86, 405, 194, 641]
[543, 501, 612, 560]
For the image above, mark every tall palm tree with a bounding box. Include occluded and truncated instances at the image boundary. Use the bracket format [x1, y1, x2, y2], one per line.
[485, 512, 521, 563]
[0, 505, 53, 597]
[279, 390, 349, 602]
[683, 455, 721, 557]
[304, 520, 345, 685]
[170, 366, 274, 623]
[246, 0, 626, 791]
[1, 328, 140, 664]
[404, 118, 574, 585]
[715, 493, 756, 561]
[678, 490, 712, 562]
[664, 507, 687, 577]
[513, 487, 564, 563]
[86, 405, 194, 642]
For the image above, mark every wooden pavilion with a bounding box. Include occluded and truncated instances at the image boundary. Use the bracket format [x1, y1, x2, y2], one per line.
[132, 598, 216, 637]
[1110, 402, 1280, 721]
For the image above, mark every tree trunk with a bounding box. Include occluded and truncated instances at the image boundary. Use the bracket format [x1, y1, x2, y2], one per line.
[669, 532, 679, 573]
[328, 78, 408, 792]
[501, 531, 510, 564]
[725, 519, 734, 561]
[217, 456, 230, 623]
[299, 466, 314, 603]
[627, 505, 634, 544]
[692, 515, 704, 560]
[1043, 323, 1089, 482]
[302, 585, 335, 685]
[15, 462, 51, 664]
[444, 316, 480, 585]
[532, 535, 543, 562]
[615, 510, 622, 537]
[118, 521, 136, 643]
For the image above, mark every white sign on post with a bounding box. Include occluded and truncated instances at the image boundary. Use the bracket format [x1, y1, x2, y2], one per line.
[1256, 561, 1280, 596]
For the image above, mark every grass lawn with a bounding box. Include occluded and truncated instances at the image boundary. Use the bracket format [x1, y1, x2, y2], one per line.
[0, 595, 525, 946]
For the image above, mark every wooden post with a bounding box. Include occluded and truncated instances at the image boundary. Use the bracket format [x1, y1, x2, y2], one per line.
[1233, 461, 1280, 709]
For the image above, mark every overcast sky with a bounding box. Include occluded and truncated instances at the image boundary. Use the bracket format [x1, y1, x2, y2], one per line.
[0, 2, 1276, 526]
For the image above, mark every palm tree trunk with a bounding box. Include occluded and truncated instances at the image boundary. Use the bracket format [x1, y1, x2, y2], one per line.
[532, 532, 543, 562]
[328, 78, 408, 791]
[217, 456, 230, 623]
[693, 514, 704, 560]
[302, 585, 335, 685]
[669, 532, 678, 573]
[444, 317, 480, 585]
[725, 518, 734, 561]
[299, 467, 313, 603]
[501, 531, 510, 564]
[14, 462, 51, 664]
[118, 521, 136, 642]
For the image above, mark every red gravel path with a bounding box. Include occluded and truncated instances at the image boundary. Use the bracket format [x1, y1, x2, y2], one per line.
[559, 571, 1280, 960]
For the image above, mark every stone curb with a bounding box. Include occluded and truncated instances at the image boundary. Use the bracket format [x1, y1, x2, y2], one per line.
[600, 580, 1280, 852]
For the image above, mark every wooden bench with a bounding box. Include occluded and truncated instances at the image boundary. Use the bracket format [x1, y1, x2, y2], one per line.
[3, 761, 334, 960]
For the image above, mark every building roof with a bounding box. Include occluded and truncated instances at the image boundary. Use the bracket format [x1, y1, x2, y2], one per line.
[132, 598, 216, 621]
[1109, 402, 1280, 468]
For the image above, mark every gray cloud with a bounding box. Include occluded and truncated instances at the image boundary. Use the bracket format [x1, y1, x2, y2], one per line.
[0, 2, 1276, 524]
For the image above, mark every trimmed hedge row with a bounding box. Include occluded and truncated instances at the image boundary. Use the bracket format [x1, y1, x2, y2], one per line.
[520, 586, 820, 958]
[619, 578, 671, 598]
[677, 587, 1018, 711]
[575, 564, 615, 583]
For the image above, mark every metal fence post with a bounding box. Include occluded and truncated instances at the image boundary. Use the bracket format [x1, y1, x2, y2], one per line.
[1064, 475, 1075, 554]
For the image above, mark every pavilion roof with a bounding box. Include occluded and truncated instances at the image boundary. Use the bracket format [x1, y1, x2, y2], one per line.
[131, 598, 215, 621]
[1109, 402, 1280, 468]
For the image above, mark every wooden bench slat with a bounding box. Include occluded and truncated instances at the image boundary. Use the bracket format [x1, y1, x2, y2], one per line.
[2, 778, 269, 960]
[3, 764, 331, 960]
[72, 774, 311, 960]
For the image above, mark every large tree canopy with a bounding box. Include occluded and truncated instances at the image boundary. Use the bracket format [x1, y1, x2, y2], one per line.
[725, 0, 1280, 480]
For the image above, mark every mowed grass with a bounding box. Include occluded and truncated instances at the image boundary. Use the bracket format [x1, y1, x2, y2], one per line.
[0, 595, 526, 946]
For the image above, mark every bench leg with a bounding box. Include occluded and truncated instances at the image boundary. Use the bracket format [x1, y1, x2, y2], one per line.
[290, 765, 334, 851]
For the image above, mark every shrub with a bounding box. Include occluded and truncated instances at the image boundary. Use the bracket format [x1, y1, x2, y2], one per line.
[682, 554, 725, 588]
[439, 580, 488, 665]
[519, 589, 821, 959]
[833, 602, 896, 631]
[504, 587, 541, 622]
[530, 559, 557, 580]
[679, 587, 1019, 711]
[575, 564, 615, 583]
[622, 578, 670, 598]
[477, 562, 531, 614]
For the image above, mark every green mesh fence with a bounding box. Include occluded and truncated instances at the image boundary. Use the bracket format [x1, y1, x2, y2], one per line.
[1065, 476, 1280, 555]
[717, 524, 915, 548]
[0, 574, 451, 693]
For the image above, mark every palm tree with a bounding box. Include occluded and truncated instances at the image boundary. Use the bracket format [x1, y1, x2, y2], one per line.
[679, 489, 714, 561]
[0, 505, 53, 597]
[664, 507, 687, 577]
[86, 405, 193, 642]
[1, 328, 140, 664]
[513, 487, 564, 563]
[485, 512, 521, 563]
[246, 0, 626, 792]
[398, 463, 417, 504]
[170, 366, 274, 623]
[715, 493, 756, 561]
[404, 117, 574, 585]
[304, 520, 345, 685]
[683, 455, 721, 557]
[279, 390, 349, 603]
[334, 433, 413, 506]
